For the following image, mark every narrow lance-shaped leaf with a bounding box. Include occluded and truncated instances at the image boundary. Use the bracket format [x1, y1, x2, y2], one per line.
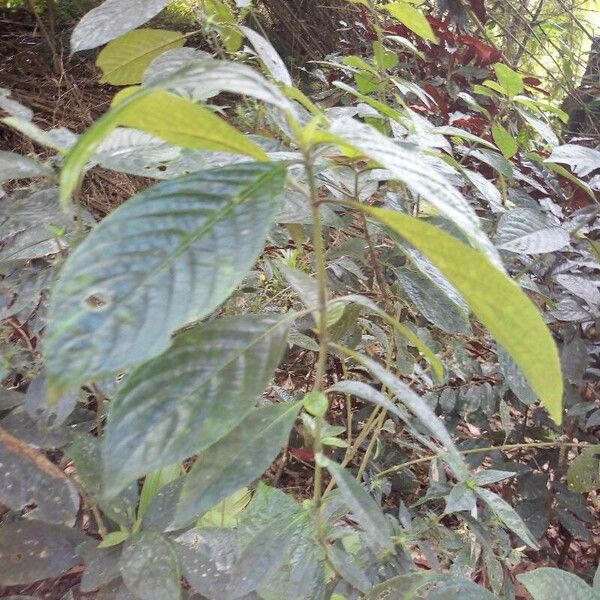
[59, 89, 268, 206]
[321, 456, 393, 552]
[332, 294, 444, 382]
[356, 204, 563, 423]
[103, 314, 290, 497]
[329, 351, 469, 479]
[172, 401, 302, 529]
[328, 117, 503, 268]
[47, 162, 286, 394]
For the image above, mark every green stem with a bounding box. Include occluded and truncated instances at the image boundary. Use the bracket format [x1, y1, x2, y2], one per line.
[376, 441, 589, 478]
[304, 151, 328, 542]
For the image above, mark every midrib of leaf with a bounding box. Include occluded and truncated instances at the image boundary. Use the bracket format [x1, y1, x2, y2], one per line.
[61, 166, 282, 326]
[195, 402, 299, 469]
[120, 316, 290, 409]
[101, 34, 185, 81]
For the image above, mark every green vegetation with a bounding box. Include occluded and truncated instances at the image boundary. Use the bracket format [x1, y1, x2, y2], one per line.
[0, 0, 599, 598]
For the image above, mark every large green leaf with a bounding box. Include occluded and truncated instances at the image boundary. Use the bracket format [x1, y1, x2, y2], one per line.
[97, 28, 185, 85]
[172, 401, 301, 528]
[119, 533, 181, 600]
[71, 0, 170, 52]
[46, 162, 286, 394]
[518, 568, 600, 600]
[103, 315, 290, 496]
[59, 89, 268, 206]
[382, 2, 437, 42]
[358, 205, 563, 423]
[0, 520, 86, 585]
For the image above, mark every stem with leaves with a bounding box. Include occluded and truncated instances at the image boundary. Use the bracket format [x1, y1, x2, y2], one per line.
[304, 149, 328, 544]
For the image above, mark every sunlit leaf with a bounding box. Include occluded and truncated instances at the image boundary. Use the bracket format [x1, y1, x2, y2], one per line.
[97, 29, 185, 85]
[357, 204, 563, 423]
[71, 0, 170, 52]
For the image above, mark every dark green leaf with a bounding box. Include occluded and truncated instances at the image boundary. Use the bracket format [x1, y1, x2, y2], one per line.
[0, 427, 79, 525]
[0, 520, 86, 585]
[172, 401, 301, 528]
[119, 533, 181, 600]
[47, 163, 286, 394]
[322, 457, 393, 552]
[103, 314, 290, 496]
[518, 567, 600, 600]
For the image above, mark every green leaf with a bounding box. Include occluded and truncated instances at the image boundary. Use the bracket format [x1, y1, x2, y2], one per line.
[321, 456, 393, 552]
[97, 29, 185, 85]
[383, 2, 437, 43]
[0, 520, 85, 585]
[196, 487, 252, 528]
[172, 401, 302, 528]
[493, 63, 524, 97]
[475, 487, 539, 548]
[0, 427, 79, 525]
[373, 41, 399, 70]
[518, 567, 600, 600]
[227, 515, 299, 597]
[119, 533, 181, 600]
[103, 314, 290, 496]
[357, 205, 563, 424]
[491, 123, 518, 159]
[303, 391, 328, 417]
[59, 89, 268, 206]
[329, 117, 502, 267]
[333, 294, 444, 382]
[98, 530, 130, 548]
[47, 163, 286, 393]
[567, 446, 600, 492]
[70, 435, 139, 528]
[70, 0, 170, 52]
[137, 465, 181, 521]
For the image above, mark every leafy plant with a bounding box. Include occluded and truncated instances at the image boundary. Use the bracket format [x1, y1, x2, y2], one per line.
[0, 0, 599, 598]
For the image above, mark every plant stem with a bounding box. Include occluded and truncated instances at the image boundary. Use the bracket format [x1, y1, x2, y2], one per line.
[376, 441, 589, 478]
[304, 151, 328, 542]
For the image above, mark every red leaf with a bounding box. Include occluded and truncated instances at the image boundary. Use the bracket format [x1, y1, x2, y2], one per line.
[460, 35, 502, 66]
[424, 84, 450, 114]
[451, 116, 489, 136]
[523, 76, 542, 86]
[469, 0, 487, 24]
[289, 447, 315, 463]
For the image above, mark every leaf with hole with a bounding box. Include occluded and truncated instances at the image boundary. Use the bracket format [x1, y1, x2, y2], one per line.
[47, 162, 285, 394]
